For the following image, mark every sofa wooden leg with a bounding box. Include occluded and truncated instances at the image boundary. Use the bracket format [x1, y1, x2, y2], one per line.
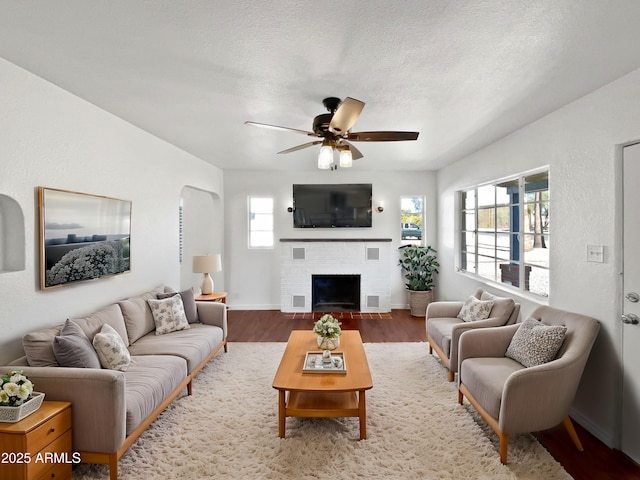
[499, 433, 509, 464]
[448, 369, 455, 382]
[109, 454, 118, 480]
[457, 389, 464, 405]
[224, 340, 228, 353]
[429, 344, 433, 354]
[187, 379, 193, 396]
[563, 416, 584, 451]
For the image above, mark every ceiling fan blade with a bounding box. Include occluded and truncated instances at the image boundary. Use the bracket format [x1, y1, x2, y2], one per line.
[245, 121, 317, 137]
[278, 140, 323, 154]
[346, 131, 419, 142]
[342, 140, 364, 160]
[329, 97, 365, 134]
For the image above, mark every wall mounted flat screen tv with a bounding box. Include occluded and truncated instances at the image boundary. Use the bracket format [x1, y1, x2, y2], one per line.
[293, 183, 372, 228]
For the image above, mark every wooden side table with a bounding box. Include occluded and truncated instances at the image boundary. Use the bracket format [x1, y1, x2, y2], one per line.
[0, 401, 73, 480]
[196, 291, 227, 303]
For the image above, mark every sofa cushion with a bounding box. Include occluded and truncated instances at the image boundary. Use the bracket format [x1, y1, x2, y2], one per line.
[123, 355, 188, 435]
[118, 287, 164, 344]
[506, 317, 567, 367]
[457, 296, 494, 322]
[23, 324, 63, 367]
[128, 324, 224, 374]
[157, 288, 199, 323]
[480, 291, 516, 323]
[93, 324, 131, 371]
[70, 303, 130, 348]
[147, 296, 190, 335]
[53, 319, 101, 369]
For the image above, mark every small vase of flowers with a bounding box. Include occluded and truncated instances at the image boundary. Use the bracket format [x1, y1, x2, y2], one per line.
[313, 314, 342, 350]
[0, 370, 45, 423]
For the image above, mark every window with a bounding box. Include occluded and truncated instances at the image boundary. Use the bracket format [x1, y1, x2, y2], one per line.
[178, 198, 183, 263]
[249, 196, 274, 248]
[400, 196, 424, 246]
[460, 170, 549, 297]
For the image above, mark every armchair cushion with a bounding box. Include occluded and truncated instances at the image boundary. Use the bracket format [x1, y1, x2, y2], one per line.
[505, 317, 567, 367]
[480, 291, 516, 323]
[457, 296, 494, 322]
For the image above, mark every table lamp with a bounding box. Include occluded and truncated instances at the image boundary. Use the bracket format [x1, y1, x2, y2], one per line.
[192, 254, 222, 294]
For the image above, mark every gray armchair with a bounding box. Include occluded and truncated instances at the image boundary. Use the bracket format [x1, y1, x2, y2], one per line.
[426, 288, 520, 381]
[457, 305, 600, 464]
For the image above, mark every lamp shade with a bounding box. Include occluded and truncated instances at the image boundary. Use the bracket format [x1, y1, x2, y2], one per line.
[193, 254, 222, 273]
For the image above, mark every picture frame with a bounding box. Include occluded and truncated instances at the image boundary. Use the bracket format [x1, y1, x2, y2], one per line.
[38, 187, 131, 290]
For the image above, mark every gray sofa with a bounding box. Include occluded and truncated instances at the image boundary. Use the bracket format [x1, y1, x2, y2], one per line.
[0, 285, 227, 480]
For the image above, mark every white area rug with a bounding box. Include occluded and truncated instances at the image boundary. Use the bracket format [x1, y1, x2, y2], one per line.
[73, 342, 571, 479]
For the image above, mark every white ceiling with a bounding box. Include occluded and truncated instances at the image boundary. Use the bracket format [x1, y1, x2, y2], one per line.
[2, 1, 640, 172]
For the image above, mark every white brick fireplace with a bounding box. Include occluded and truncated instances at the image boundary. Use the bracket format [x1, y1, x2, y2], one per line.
[280, 239, 392, 313]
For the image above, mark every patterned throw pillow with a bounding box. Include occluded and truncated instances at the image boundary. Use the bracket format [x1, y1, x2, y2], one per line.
[457, 296, 495, 322]
[506, 317, 567, 368]
[147, 296, 190, 335]
[157, 288, 199, 323]
[92, 324, 131, 371]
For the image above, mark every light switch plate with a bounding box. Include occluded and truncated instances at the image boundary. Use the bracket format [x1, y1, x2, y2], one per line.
[587, 245, 604, 263]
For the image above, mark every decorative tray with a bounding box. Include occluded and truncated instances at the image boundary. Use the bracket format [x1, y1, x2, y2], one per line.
[303, 351, 346, 374]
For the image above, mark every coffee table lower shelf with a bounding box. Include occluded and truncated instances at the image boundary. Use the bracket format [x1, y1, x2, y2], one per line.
[278, 390, 367, 439]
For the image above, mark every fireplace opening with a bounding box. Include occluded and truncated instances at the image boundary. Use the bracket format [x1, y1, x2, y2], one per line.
[312, 274, 361, 312]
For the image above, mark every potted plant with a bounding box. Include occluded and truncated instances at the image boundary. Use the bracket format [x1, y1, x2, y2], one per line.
[398, 245, 440, 317]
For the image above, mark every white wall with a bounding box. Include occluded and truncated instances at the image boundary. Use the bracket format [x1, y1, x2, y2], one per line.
[223, 170, 437, 309]
[0, 58, 224, 364]
[437, 67, 640, 448]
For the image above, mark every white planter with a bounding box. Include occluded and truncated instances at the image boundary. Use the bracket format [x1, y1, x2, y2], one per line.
[0, 392, 45, 423]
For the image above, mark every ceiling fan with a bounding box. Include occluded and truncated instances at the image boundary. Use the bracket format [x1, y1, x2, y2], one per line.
[245, 97, 419, 169]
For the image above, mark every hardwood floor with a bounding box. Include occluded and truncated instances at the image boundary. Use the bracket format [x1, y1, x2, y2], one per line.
[227, 308, 640, 480]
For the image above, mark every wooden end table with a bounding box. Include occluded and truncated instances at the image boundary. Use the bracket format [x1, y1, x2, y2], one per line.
[196, 292, 227, 303]
[272, 330, 373, 439]
[0, 401, 73, 479]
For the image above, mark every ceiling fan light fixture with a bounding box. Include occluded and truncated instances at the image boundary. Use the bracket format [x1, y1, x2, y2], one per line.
[318, 145, 333, 169]
[339, 147, 353, 168]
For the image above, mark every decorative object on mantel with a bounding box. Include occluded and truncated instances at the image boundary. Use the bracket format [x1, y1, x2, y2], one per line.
[0, 370, 45, 422]
[398, 245, 440, 317]
[193, 254, 222, 294]
[312, 314, 342, 350]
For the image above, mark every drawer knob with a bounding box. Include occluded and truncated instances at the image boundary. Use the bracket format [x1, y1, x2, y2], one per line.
[49, 427, 55, 433]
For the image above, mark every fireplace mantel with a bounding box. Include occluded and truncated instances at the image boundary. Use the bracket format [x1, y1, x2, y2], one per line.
[279, 238, 392, 242]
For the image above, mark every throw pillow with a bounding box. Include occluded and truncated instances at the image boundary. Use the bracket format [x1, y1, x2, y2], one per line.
[506, 317, 567, 368]
[93, 324, 131, 371]
[53, 319, 101, 369]
[457, 296, 495, 322]
[147, 296, 190, 335]
[157, 288, 199, 323]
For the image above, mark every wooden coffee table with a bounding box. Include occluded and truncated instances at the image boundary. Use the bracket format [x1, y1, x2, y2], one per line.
[272, 330, 373, 439]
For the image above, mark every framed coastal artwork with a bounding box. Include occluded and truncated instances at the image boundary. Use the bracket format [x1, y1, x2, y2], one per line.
[38, 187, 131, 290]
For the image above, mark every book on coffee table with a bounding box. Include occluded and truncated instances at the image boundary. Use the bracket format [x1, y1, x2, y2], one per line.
[303, 351, 346, 373]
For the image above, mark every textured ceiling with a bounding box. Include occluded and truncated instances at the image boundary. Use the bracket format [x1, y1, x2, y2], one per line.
[2, 1, 640, 171]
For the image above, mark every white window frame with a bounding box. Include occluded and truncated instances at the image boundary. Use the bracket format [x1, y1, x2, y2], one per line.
[248, 196, 274, 249]
[400, 195, 425, 246]
[458, 168, 549, 298]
